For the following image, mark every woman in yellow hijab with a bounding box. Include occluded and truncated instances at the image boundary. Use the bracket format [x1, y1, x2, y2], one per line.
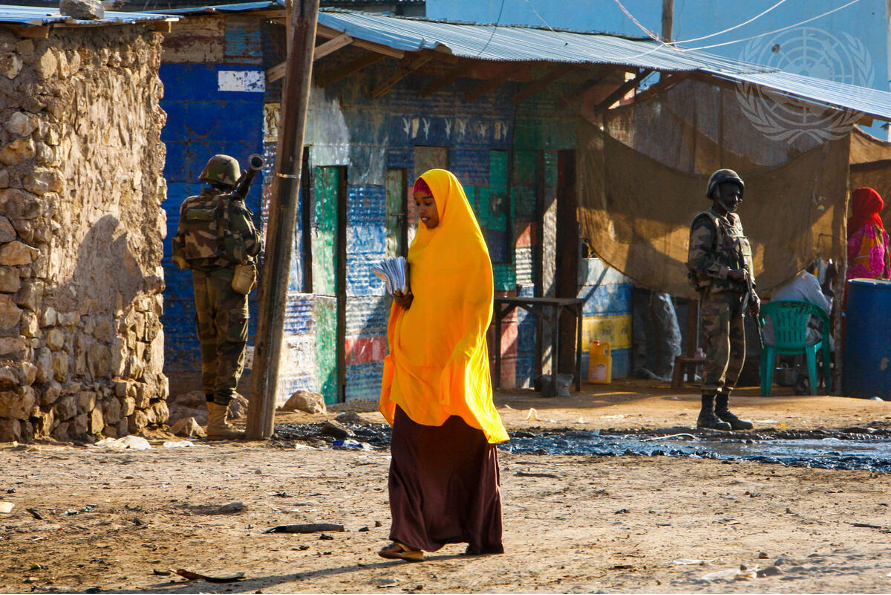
[378, 169, 508, 562]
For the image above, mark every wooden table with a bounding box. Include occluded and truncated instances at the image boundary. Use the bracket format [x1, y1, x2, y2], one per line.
[493, 297, 585, 397]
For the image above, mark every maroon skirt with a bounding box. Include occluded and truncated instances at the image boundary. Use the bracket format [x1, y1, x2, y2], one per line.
[388, 406, 504, 554]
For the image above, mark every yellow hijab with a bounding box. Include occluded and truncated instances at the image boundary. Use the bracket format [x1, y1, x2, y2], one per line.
[379, 169, 509, 444]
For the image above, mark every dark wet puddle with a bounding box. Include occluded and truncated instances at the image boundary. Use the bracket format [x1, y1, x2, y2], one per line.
[506, 427, 891, 472]
[274, 420, 891, 472]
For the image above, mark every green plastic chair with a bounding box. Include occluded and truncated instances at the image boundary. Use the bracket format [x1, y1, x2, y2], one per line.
[758, 300, 831, 396]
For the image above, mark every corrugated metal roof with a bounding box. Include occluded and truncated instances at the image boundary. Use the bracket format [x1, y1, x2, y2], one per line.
[0, 4, 177, 26]
[317, 10, 772, 75]
[146, 4, 891, 121]
[316, 10, 891, 120]
[153, 0, 283, 14]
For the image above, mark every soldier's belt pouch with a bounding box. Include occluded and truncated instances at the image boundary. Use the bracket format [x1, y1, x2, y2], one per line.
[232, 263, 257, 295]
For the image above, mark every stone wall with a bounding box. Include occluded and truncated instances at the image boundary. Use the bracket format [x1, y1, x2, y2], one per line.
[0, 24, 169, 442]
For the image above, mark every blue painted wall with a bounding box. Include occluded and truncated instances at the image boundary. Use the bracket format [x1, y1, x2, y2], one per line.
[160, 63, 266, 386]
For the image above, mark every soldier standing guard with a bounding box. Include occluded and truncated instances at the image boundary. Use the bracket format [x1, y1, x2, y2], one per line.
[172, 154, 264, 439]
[686, 169, 759, 431]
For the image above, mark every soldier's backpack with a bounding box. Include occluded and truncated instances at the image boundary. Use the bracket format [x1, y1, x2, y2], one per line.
[172, 192, 253, 270]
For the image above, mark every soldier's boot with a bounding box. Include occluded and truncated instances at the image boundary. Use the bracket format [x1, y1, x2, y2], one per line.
[715, 393, 753, 431]
[206, 401, 244, 440]
[697, 394, 732, 430]
[205, 396, 214, 426]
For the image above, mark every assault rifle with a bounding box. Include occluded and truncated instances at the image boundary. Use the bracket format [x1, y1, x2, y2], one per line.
[741, 265, 763, 349]
[231, 153, 266, 200]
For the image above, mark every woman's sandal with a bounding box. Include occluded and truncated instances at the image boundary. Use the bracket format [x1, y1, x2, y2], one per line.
[378, 541, 424, 562]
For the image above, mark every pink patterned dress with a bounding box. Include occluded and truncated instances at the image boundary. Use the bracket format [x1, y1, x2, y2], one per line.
[846, 223, 891, 281]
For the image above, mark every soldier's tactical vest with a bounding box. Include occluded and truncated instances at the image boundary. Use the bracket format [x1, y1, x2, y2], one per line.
[687, 210, 754, 293]
[172, 192, 252, 271]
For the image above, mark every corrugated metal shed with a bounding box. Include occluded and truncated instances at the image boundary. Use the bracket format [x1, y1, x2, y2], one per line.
[0, 4, 177, 26]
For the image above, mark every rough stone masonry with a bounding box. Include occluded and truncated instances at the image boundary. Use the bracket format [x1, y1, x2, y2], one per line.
[0, 22, 169, 442]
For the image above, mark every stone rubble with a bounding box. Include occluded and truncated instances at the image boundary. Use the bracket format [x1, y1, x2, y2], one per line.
[0, 24, 168, 442]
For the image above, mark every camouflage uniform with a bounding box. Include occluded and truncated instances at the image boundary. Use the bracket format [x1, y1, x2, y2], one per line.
[687, 207, 755, 398]
[172, 187, 262, 407]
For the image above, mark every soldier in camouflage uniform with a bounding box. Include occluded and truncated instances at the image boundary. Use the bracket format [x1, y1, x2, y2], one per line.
[172, 154, 262, 440]
[686, 169, 759, 431]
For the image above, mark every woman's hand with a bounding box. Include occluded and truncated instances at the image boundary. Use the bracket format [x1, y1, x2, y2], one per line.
[393, 290, 413, 310]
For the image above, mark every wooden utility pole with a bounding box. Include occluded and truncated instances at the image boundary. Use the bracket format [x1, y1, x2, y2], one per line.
[661, 0, 674, 42]
[247, 0, 320, 440]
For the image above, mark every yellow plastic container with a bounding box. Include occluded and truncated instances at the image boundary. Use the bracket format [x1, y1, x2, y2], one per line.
[587, 341, 612, 384]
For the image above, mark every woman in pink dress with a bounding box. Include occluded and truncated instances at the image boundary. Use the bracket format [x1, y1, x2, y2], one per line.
[846, 187, 890, 281]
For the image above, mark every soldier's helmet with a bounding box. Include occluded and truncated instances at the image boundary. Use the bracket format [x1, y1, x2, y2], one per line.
[199, 154, 241, 187]
[706, 169, 744, 199]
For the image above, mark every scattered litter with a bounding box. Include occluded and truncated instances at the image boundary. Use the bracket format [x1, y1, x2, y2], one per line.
[872, 397, 884, 401]
[162, 441, 195, 448]
[94, 436, 152, 450]
[61, 506, 94, 516]
[502, 404, 513, 410]
[176, 569, 245, 583]
[577, 417, 586, 424]
[264, 523, 345, 534]
[372, 577, 399, 588]
[754, 419, 779, 424]
[701, 565, 757, 581]
[332, 439, 366, 450]
[271, 491, 292, 498]
[152, 569, 171, 576]
[525, 408, 539, 421]
[26, 508, 42, 520]
[599, 414, 626, 420]
[669, 558, 708, 565]
[0, 502, 14, 513]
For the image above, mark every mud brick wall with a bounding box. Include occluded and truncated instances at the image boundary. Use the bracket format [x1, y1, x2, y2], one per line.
[0, 24, 169, 442]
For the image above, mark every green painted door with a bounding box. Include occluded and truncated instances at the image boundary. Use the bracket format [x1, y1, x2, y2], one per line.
[312, 166, 346, 405]
[386, 169, 407, 258]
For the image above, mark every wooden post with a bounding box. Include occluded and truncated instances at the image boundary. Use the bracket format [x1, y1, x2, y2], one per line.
[661, 0, 674, 42]
[246, 0, 320, 440]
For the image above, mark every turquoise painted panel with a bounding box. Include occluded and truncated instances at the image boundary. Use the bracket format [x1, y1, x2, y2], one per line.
[314, 297, 338, 405]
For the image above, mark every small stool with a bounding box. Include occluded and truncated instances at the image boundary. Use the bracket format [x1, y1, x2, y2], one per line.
[671, 355, 706, 389]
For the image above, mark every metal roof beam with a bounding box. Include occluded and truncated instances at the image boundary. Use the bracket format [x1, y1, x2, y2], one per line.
[511, 64, 575, 104]
[593, 69, 653, 115]
[465, 63, 525, 103]
[630, 71, 690, 104]
[370, 53, 433, 98]
[315, 51, 384, 88]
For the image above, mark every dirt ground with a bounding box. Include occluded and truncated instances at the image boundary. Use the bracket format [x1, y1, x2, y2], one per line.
[3, 379, 891, 594]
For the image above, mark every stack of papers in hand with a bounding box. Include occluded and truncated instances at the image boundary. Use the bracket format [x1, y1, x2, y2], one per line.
[372, 256, 408, 295]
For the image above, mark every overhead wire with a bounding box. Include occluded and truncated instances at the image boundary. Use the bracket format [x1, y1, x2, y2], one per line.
[522, 0, 557, 33]
[670, 0, 789, 44]
[678, 0, 862, 50]
[475, 0, 507, 57]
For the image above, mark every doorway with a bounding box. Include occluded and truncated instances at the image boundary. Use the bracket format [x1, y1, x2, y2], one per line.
[311, 165, 347, 405]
